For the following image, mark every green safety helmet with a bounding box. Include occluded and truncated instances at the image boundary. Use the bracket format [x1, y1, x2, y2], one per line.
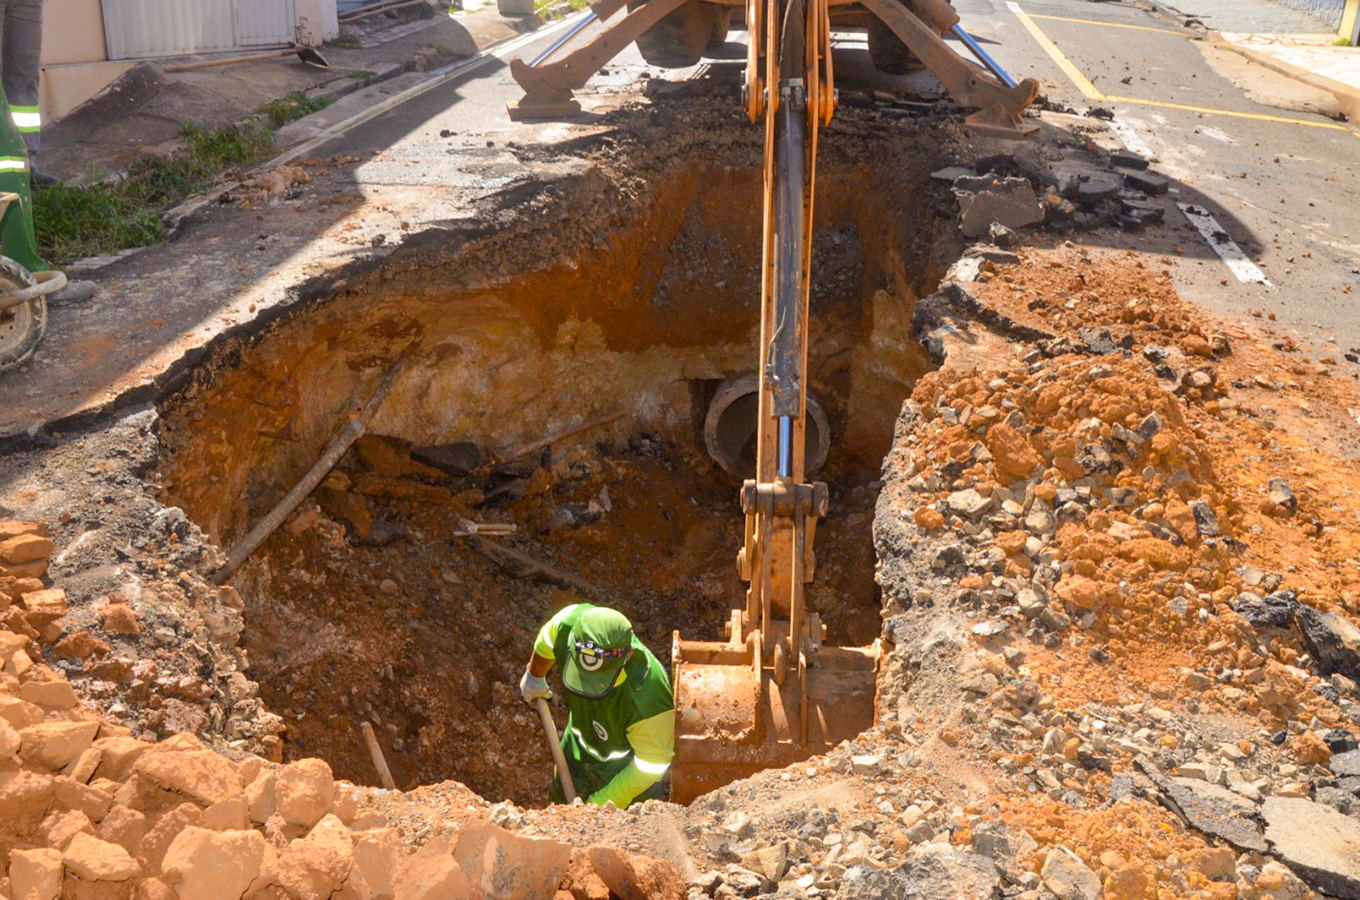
[563, 607, 634, 699]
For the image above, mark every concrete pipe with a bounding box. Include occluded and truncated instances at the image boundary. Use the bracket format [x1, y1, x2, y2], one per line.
[703, 373, 831, 478]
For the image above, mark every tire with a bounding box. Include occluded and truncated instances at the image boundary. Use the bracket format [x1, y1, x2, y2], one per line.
[867, 18, 923, 75]
[633, 0, 720, 68]
[708, 6, 732, 48]
[0, 258, 47, 374]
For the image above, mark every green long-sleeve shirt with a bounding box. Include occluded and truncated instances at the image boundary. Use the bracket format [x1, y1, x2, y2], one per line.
[534, 603, 674, 807]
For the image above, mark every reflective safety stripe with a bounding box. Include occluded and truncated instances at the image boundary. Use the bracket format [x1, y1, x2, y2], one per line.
[633, 757, 670, 775]
[569, 726, 631, 763]
[0, 158, 28, 171]
[11, 109, 40, 131]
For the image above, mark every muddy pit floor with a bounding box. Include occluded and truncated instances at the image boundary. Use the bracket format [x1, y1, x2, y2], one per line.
[243, 433, 885, 806]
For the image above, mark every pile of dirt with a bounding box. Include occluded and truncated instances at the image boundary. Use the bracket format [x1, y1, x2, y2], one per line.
[2, 518, 685, 900]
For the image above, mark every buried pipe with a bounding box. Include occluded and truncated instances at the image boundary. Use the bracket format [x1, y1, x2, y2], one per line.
[703, 372, 831, 478]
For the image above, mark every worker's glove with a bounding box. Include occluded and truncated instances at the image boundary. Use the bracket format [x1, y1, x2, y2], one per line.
[519, 667, 551, 705]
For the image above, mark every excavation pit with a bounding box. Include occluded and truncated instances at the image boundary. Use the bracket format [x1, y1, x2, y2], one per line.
[156, 117, 962, 806]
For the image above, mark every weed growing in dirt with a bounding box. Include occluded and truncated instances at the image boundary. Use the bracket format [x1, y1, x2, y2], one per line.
[259, 92, 333, 129]
[1335, 36, 1353, 46]
[329, 34, 362, 48]
[33, 122, 277, 264]
[535, 0, 588, 18]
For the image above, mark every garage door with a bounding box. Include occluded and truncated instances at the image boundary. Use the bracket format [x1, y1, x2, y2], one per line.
[102, 0, 299, 59]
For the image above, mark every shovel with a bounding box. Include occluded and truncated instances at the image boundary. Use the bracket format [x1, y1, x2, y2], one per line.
[165, 43, 330, 73]
[534, 697, 577, 802]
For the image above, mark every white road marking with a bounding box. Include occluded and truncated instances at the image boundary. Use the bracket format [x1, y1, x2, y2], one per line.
[1178, 203, 1272, 285]
[1107, 117, 1155, 159]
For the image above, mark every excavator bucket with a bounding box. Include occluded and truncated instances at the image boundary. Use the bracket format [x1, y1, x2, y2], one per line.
[670, 617, 879, 804]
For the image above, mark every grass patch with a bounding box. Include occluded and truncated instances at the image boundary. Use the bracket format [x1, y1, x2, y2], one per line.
[329, 34, 362, 48]
[1335, 36, 1353, 46]
[259, 92, 333, 129]
[534, 0, 587, 18]
[33, 121, 277, 264]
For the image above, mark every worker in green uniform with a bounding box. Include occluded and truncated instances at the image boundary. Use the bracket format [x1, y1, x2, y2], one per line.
[519, 603, 674, 808]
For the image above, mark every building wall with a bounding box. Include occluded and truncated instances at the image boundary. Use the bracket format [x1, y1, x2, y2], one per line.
[35, 0, 337, 123]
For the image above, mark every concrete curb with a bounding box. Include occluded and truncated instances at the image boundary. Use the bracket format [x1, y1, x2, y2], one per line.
[1209, 32, 1360, 122]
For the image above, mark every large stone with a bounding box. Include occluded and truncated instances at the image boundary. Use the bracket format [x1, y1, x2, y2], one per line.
[986, 424, 1041, 479]
[62, 831, 141, 882]
[276, 758, 335, 829]
[0, 771, 56, 839]
[1041, 846, 1101, 900]
[18, 677, 79, 710]
[393, 839, 473, 900]
[739, 843, 788, 882]
[0, 692, 44, 727]
[1297, 606, 1360, 678]
[20, 587, 67, 624]
[19, 721, 100, 771]
[98, 805, 148, 857]
[138, 802, 204, 875]
[245, 769, 277, 825]
[10, 846, 64, 900]
[353, 828, 403, 900]
[953, 177, 1044, 238]
[274, 832, 352, 900]
[946, 489, 991, 519]
[1233, 591, 1298, 628]
[130, 747, 244, 809]
[581, 847, 684, 900]
[161, 826, 267, 900]
[1263, 796, 1360, 898]
[0, 715, 19, 757]
[92, 737, 152, 782]
[1333, 750, 1360, 778]
[0, 533, 54, 564]
[451, 821, 571, 900]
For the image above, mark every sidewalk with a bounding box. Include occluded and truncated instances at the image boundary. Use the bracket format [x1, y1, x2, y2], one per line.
[41, 3, 539, 182]
[1216, 32, 1360, 120]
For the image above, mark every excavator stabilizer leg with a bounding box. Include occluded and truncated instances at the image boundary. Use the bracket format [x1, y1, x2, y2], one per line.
[861, 0, 1039, 138]
[508, 0, 689, 119]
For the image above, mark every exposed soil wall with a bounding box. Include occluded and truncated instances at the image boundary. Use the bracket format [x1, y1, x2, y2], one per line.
[152, 118, 963, 802]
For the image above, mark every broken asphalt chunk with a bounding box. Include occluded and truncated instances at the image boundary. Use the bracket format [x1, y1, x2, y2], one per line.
[1297, 606, 1360, 678]
[1139, 757, 1266, 852]
[1124, 171, 1169, 195]
[1263, 797, 1360, 899]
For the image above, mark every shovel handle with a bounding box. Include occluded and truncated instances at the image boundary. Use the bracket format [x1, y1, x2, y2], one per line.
[534, 697, 578, 802]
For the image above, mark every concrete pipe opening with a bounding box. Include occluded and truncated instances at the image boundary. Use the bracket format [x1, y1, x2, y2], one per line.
[704, 373, 831, 478]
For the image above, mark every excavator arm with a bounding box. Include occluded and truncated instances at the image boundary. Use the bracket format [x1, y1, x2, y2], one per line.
[505, 0, 1040, 803]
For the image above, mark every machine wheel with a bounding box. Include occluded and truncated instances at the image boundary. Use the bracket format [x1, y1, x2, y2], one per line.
[866, 0, 953, 75]
[867, 17, 923, 74]
[632, 0, 721, 68]
[0, 258, 48, 374]
[708, 6, 732, 47]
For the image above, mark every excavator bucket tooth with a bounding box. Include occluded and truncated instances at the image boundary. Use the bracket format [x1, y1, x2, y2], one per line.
[670, 634, 879, 805]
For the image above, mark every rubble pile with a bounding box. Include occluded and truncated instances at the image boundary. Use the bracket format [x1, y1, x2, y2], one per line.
[2, 518, 685, 900]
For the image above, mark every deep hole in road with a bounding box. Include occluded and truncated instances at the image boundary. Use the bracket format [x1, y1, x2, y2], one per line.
[155, 136, 961, 806]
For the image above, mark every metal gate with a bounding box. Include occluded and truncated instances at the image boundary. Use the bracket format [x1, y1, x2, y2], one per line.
[102, 0, 300, 59]
[1269, 0, 1345, 30]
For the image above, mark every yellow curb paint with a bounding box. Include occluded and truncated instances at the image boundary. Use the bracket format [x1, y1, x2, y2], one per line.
[1027, 14, 1187, 36]
[1006, 1, 1360, 138]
